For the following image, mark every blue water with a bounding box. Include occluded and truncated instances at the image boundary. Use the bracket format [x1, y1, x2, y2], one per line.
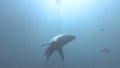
[0, 0, 120, 68]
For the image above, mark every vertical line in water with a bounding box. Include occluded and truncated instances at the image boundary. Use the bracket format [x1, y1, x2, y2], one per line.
[63, 61, 65, 68]
[57, 4, 62, 34]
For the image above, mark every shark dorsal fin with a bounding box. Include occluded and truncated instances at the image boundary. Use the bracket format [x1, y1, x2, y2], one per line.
[57, 48, 64, 60]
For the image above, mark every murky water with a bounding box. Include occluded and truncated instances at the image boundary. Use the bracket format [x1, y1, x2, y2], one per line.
[0, 0, 120, 68]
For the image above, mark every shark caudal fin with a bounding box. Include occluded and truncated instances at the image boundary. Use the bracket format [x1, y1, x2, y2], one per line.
[57, 48, 64, 60]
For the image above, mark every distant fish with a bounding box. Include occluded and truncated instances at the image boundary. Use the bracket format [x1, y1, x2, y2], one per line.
[90, 59, 96, 62]
[90, 59, 97, 64]
[99, 48, 111, 53]
[100, 27, 105, 31]
[42, 34, 76, 61]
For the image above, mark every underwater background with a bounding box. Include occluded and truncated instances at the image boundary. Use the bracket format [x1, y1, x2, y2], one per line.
[0, 0, 120, 68]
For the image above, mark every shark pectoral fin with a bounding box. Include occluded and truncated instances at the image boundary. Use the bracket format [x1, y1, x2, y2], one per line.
[57, 48, 64, 60]
[41, 43, 49, 47]
[46, 49, 55, 60]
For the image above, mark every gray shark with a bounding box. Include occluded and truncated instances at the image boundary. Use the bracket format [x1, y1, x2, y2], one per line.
[42, 34, 76, 61]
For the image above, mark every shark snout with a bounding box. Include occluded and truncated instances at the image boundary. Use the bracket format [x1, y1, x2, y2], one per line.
[68, 35, 76, 41]
[65, 35, 76, 42]
[72, 36, 76, 40]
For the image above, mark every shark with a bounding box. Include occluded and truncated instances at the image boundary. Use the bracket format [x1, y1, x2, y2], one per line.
[42, 34, 76, 61]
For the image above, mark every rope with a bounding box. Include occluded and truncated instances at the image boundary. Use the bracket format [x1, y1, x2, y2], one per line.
[57, 3, 62, 34]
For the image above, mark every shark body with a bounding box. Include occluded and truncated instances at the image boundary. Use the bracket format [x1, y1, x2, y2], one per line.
[43, 34, 76, 61]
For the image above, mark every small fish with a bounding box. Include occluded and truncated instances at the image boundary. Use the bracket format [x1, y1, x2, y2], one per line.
[90, 59, 96, 62]
[99, 48, 111, 53]
[100, 27, 105, 31]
